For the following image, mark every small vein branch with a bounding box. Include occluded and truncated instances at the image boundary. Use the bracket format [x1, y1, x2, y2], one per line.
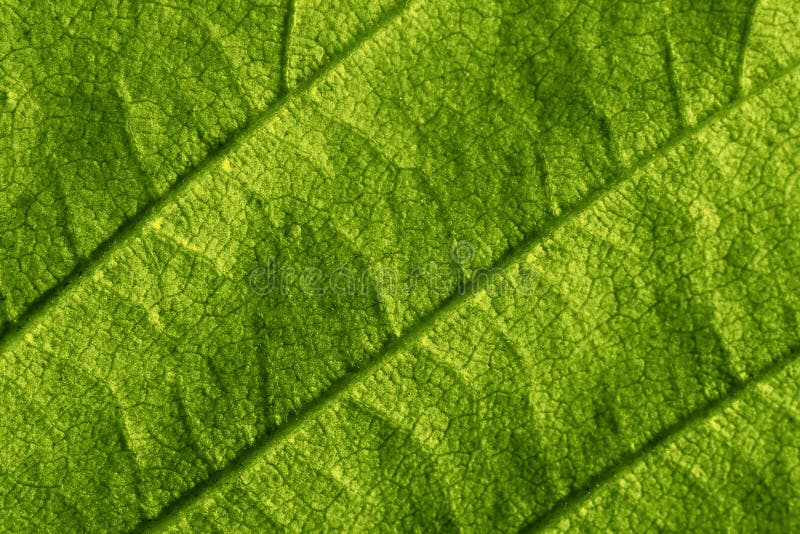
[278, 0, 296, 96]
[735, 0, 761, 98]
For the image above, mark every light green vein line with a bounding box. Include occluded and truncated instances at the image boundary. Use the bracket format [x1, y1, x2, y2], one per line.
[137, 54, 800, 534]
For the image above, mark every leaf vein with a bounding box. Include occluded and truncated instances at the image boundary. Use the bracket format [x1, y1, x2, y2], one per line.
[278, 0, 296, 96]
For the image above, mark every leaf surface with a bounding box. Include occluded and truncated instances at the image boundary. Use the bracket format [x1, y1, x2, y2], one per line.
[0, 0, 799, 532]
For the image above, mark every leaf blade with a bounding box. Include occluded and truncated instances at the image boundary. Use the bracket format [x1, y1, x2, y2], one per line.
[1, 0, 799, 531]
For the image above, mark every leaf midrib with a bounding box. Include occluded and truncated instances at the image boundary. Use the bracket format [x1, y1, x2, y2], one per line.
[134, 56, 800, 533]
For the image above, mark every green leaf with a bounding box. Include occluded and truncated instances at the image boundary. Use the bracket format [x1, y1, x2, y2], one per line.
[0, 0, 799, 532]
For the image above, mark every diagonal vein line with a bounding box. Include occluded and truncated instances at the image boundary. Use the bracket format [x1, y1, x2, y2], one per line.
[521, 343, 800, 533]
[136, 58, 800, 532]
[0, 0, 414, 357]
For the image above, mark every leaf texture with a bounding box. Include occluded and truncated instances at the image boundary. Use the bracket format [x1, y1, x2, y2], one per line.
[0, 0, 798, 531]
[0, 0, 398, 328]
